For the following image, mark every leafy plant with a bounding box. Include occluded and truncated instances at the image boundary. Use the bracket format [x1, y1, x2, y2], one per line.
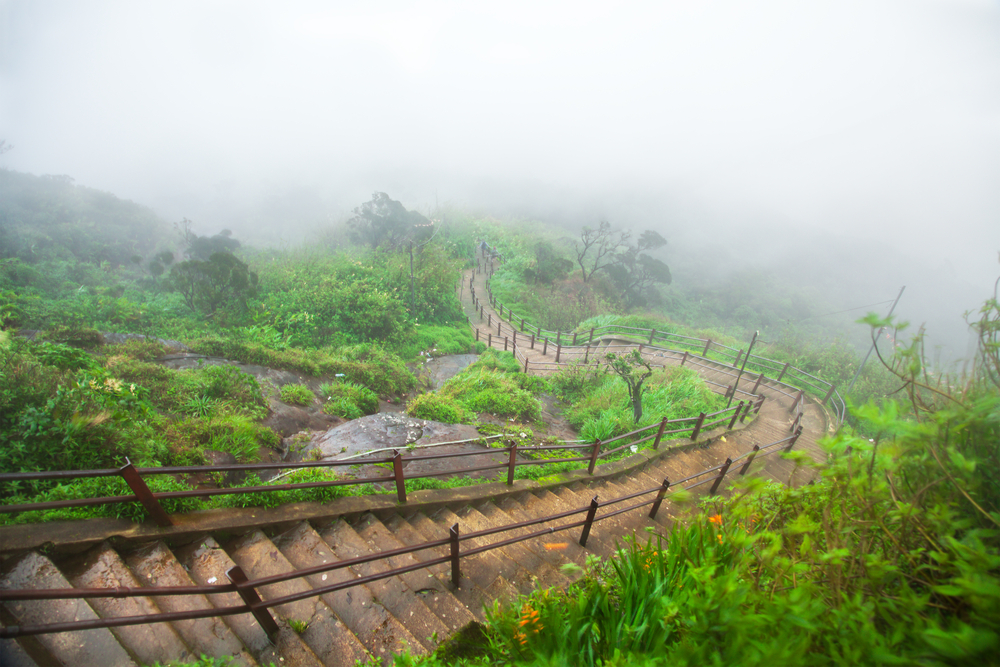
[280, 383, 315, 406]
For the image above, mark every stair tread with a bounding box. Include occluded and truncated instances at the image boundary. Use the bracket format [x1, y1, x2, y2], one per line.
[0, 551, 136, 667]
[125, 541, 258, 667]
[354, 514, 477, 633]
[275, 521, 422, 659]
[62, 542, 191, 665]
[175, 536, 322, 667]
[469, 502, 570, 589]
[387, 515, 489, 622]
[226, 529, 368, 667]
[319, 520, 448, 653]
[0, 620, 38, 667]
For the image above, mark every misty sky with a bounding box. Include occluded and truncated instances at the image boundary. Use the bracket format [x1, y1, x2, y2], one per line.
[1, 0, 999, 356]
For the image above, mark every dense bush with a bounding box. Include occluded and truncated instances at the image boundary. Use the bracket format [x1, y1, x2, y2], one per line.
[406, 392, 473, 424]
[279, 383, 314, 406]
[320, 380, 379, 419]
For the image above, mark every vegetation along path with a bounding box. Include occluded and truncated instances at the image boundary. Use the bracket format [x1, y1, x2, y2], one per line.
[0, 260, 834, 667]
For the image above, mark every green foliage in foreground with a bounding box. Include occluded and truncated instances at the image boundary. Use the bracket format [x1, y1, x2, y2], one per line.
[395, 392, 1000, 667]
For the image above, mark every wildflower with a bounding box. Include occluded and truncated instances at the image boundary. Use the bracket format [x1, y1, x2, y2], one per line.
[709, 514, 722, 525]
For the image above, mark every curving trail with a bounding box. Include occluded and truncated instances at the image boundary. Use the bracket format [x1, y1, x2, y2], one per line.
[0, 261, 837, 667]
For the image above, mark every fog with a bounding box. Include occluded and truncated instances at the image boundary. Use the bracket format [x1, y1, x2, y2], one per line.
[2, 0, 998, 359]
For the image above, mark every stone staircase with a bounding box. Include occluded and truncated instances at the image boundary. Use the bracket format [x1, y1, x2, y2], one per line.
[0, 387, 823, 666]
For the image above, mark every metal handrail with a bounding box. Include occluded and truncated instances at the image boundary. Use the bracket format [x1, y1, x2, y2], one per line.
[0, 428, 804, 640]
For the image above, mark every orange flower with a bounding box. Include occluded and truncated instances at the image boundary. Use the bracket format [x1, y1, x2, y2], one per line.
[544, 543, 568, 551]
[709, 514, 723, 525]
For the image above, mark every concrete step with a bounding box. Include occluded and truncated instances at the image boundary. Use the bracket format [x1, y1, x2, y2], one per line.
[273, 520, 421, 660]
[0, 551, 136, 666]
[452, 505, 543, 595]
[353, 514, 477, 635]
[175, 536, 322, 667]
[385, 514, 489, 622]
[0, 619, 38, 666]
[125, 541, 258, 667]
[488, 497, 587, 575]
[465, 501, 570, 589]
[427, 507, 521, 594]
[62, 542, 191, 665]
[407, 511, 521, 608]
[225, 529, 368, 667]
[318, 518, 448, 653]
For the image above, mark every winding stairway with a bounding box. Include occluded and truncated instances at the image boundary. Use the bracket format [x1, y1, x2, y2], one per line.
[0, 265, 833, 666]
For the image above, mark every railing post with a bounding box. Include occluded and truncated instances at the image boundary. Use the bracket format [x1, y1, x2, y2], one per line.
[504, 336, 508, 351]
[589, 328, 595, 344]
[393, 450, 407, 503]
[512, 331, 517, 347]
[649, 329, 655, 344]
[227, 566, 279, 641]
[702, 339, 712, 356]
[739, 445, 760, 475]
[587, 439, 602, 474]
[752, 372, 764, 394]
[537, 324, 542, 338]
[725, 384, 734, 400]
[790, 390, 804, 414]
[487, 313, 492, 328]
[652, 417, 668, 449]
[507, 442, 517, 485]
[584, 344, 590, 363]
[556, 343, 561, 363]
[520, 316, 526, 332]
[740, 400, 751, 423]
[579, 497, 599, 547]
[777, 362, 790, 381]
[680, 351, 688, 366]
[449, 523, 461, 586]
[479, 303, 483, 320]
[648, 478, 670, 519]
[542, 338, 548, 356]
[690, 412, 706, 441]
[475, 328, 480, 341]
[119, 462, 172, 527]
[755, 395, 764, 414]
[488, 332, 492, 348]
[572, 331, 578, 345]
[556, 330, 561, 345]
[733, 349, 743, 367]
[497, 320, 501, 336]
[790, 410, 802, 433]
[709, 458, 732, 495]
[728, 401, 744, 429]
[785, 425, 803, 452]
[524, 357, 529, 373]
[822, 384, 836, 405]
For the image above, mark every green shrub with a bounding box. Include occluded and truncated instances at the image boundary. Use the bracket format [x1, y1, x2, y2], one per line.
[29, 341, 99, 371]
[442, 369, 541, 421]
[280, 383, 315, 406]
[322, 397, 362, 419]
[164, 415, 279, 465]
[391, 323, 476, 359]
[319, 380, 379, 415]
[406, 392, 472, 424]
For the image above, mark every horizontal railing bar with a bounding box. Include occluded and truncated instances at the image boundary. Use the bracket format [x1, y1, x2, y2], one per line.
[255, 554, 454, 610]
[403, 462, 509, 480]
[515, 456, 592, 466]
[462, 504, 592, 541]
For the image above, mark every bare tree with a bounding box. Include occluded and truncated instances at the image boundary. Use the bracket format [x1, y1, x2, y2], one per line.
[574, 221, 629, 282]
